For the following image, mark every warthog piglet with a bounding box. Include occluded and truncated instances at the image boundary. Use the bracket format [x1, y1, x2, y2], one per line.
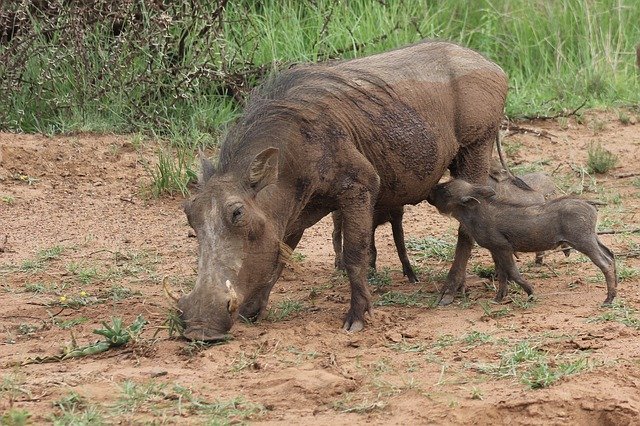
[427, 179, 617, 305]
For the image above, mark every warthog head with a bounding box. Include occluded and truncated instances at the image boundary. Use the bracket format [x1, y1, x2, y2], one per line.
[427, 179, 496, 215]
[179, 148, 288, 341]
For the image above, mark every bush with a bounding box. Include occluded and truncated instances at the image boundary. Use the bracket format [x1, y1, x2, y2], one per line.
[587, 143, 618, 174]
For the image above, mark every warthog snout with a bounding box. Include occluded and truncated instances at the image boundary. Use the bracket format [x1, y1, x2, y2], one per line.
[177, 286, 237, 342]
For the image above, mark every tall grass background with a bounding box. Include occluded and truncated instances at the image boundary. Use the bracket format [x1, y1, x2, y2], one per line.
[1, 0, 638, 194]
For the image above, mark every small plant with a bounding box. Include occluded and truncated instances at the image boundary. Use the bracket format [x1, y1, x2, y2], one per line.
[291, 251, 306, 262]
[587, 143, 617, 174]
[406, 237, 455, 262]
[54, 317, 90, 330]
[230, 349, 262, 372]
[472, 263, 495, 279]
[1, 408, 31, 426]
[23, 282, 46, 293]
[368, 267, 392, 288]
[105, 284, 139, 301]
[66, 262, 99, 285]
[510, 293, 536, 309]
[479, 300, 512, 319]
[115, 380, 167, 413]
[618, 110, 631, 125]
[587, 300, 640, 329]
[1, 195, 15, 205]
[470, 387, 483, 400]
[376, 289, 436, 307]
[267, 299, 304, 321]
[332, 395, 387, 414]
[462, 331, 493, 346]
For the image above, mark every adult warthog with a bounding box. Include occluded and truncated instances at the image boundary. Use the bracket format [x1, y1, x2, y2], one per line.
[178, 40, 508, 340]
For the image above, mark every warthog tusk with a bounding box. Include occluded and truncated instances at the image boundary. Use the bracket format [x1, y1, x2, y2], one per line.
[226, 280, 239, 315]
[163, 276, 179, 303]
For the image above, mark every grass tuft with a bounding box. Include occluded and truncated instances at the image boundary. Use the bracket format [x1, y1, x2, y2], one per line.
[587, 143, 618, 174]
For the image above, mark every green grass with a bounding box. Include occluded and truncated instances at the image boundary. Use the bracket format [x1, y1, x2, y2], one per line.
[587, 143, 618, 174]
[266, 299, 305, 321]
[2, 1, 638, 195]
[587, 299, 640, 329]
[368, 267, 392, 289]
[406, 237, 456, 262]
[1, 409, 31, 426]
[375, 289, 437, 307]
[474, 339, 590, 389]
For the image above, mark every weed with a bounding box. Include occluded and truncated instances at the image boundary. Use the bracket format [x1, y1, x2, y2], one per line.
[387, 340, 428, 353]
[406, 237, 455, 262]
[267, 299, 305, 321]
[618, 110, 631, 125]
[510, 293, 536, 310]
[1, 195, 15, 205]
[368, 267, 392, 288]
[433, 334, 456, 349]
[291, 251, 307, 262]
[51, 391, 105, 426]
[470, 387, 483, 400]
[23, 282, 47, 293]
[617, 261, 639, 282]
[502, 140, 522, 157]
[587, 143, 617, 174]
[511, 160, 549, 176]
[588, 119, 607, 134]
[16, 323, 38, 335]
[114, 380, 167, 413]
[472, 263, 495, 279]
[479, 301, 512, 319]
[55, 317, 89, 330]
[333, 395, 386, 414]
[376, 289, 436, 307]
[1, 409, 31, 426]
[230, 349, 262, 373]
[522, 357, 589, 389]
[587, 300, 640, 329]
[632, 177, 640, 189]
[66, 262, 99, 285]
[462, 331, 493, 347]
[1, 373, 30, 406]
[105, 284, 139, 301]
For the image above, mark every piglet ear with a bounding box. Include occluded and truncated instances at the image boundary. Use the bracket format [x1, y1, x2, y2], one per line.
[460, 196, 480, 206]
[249, 147, 279, 193]
[472, 185, 496, 199]
[199, 150, 215, 184]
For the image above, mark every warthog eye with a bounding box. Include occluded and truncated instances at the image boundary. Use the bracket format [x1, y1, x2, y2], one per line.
[231, 206, 244, 224]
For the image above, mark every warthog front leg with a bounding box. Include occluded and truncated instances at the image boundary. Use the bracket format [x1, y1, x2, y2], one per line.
[439, 225, 473, 305]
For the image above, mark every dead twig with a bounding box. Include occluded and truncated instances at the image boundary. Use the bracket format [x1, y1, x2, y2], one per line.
[614, 172, 640, 179]
[520, 99, 588, 121]
[597, 228, 640, 235]
[500, 122, 556, 139]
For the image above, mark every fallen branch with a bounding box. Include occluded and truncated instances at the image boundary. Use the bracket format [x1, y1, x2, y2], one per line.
[521, 99, 587, 121]
[501, 122, 556, 140]
[615, 172, 640, 179]
[597, 228, 640, 235]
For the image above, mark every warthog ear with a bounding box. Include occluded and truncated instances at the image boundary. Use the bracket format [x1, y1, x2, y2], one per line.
[460, 196, 480, 206]
[199, 150, 215, 184]
[249, 147, 279, 193]
[472, 185, 496, 199]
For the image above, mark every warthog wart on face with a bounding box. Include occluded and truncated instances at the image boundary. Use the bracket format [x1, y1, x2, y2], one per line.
[427, 179, 617, 305]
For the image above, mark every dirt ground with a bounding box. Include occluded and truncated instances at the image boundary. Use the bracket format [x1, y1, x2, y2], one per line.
[1, 110, 640, 425]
